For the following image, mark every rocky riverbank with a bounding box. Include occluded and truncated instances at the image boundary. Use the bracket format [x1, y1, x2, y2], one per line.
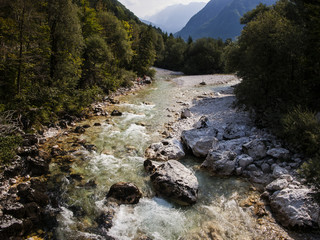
[0, 79, 154, 239]
[144, 73, 320, 238]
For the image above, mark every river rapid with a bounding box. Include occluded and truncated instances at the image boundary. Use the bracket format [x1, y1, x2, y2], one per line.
[46, 70, 283, 240]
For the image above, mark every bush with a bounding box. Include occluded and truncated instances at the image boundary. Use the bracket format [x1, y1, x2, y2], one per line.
[281, 107, 320, 155]
[300, 154, 320, 200]
[0, 135, 22, 165]
[282, 107, 320, 194]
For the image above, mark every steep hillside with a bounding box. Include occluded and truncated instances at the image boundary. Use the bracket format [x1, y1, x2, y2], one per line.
[90, 0, 141, 22]
[175, 0, 277, 40]
[144, 2, 206, 34]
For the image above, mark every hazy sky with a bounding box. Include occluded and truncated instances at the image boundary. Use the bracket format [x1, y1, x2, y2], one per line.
[118, 0, 210, 18]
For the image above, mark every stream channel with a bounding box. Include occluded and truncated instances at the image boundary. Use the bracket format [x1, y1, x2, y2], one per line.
[47, 71, 269, 240]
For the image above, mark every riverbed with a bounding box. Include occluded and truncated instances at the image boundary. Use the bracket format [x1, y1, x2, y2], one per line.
[46, 69, 297, 239]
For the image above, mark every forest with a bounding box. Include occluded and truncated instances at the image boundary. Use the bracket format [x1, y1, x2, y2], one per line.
[0, 0, 320, 187]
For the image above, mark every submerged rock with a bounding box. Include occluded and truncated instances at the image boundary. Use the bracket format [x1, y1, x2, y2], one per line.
[269, 188, 320, 229]
[182, 127, 218, 157]
[148, 160, 198, 205]
[106, 182, 142, 205]
[145, 139, 185, 161]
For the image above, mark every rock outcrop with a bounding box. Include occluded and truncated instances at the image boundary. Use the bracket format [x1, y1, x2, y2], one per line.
[145, 160, 198, 205]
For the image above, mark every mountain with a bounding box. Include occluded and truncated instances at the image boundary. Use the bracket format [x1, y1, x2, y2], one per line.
[91, 0, 141, 22]
[144, 2, 206, 34]
[175, 0, 277, 40]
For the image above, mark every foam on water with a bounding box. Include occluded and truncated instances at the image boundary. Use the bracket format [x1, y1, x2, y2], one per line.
[89, 154, 130, 173]
[57, 207, 75, 226]
[120, 103, 155, 111]
[124, 124, 147, 138]
[108, 198, 188, 240]
[121, 112, 146, 123]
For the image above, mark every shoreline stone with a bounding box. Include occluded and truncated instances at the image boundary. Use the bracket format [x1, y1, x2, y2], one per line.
[146, 160, 199, 205]
[106, 182, 142, 205]
[181, 127, 218, 158]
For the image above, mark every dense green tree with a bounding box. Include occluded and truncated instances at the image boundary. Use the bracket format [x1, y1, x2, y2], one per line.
[240, 3, 271, 24]
[80, 35, 113, 89]
[98, 11, 133, 68]
[0, 0, 50, 103]
[158, 35, 187, 71]
[48, 0, 84, 88]
[183, 38, 224, 75]
[234, 1, 305, 110]
[132, 26, 157, 76]
[227, 0, 320, 189]
[78, 0, 103, 38]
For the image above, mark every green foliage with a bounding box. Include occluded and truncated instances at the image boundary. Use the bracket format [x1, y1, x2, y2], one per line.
[159, 36, 187, 71]
[300, 154, 320, 195]
[227, 0, 320, 189]
[234, 1, 305, 110]
[80, 34, 113, 89]
[98, 11, 133, 67]
[240, 3, 271, 24]
[0, 135, 22, 165]
[183, 38, 224, 75]
[132, 26, 157, 76]
[222, 42, 240, 73]
[281, 107, 320, 155]
[0, 0, 159, 128]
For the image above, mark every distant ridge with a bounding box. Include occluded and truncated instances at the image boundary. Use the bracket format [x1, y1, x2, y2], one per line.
[144, 2, 206, 34]
[175, 0, 277, 40]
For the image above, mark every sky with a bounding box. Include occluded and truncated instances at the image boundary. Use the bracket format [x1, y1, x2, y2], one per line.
[118, 0, 210, 18]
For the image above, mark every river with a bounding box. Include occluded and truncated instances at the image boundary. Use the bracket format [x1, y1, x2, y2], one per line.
[46, 70, 275, 240]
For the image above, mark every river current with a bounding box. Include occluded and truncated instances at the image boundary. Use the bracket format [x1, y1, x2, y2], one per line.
[47, 71, 265, 240]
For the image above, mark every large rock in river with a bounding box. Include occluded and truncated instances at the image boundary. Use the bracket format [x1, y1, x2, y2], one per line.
[145, 139, 185, 161]
[181, 127, 218, 157]
[269, 188, 320, 228]
[147, 160, 198, 205]
[107, 182, 142, 204]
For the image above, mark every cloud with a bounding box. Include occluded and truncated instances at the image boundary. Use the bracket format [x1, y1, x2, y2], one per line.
[118, 0, 209, 18]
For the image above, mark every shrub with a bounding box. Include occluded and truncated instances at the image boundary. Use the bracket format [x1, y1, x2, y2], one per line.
[0, 135, 22, 165]
[281, 107, 320, 155]
[299, 154, 320, 200]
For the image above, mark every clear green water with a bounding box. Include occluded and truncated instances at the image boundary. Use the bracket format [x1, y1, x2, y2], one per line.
[49, 72, 261, 240]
